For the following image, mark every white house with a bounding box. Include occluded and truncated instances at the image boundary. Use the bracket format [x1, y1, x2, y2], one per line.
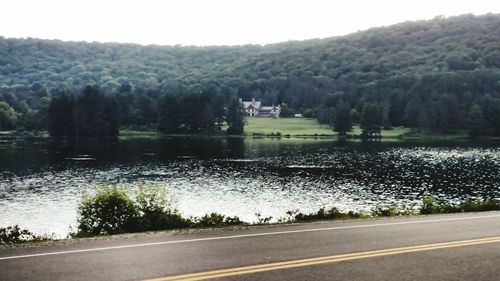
[239, 98, 281, 117]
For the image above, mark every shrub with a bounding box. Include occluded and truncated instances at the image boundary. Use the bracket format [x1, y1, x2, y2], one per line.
[76, 185, 139, 236]
[420, 196, 441, 214]
[75, 183, 214, 236]
[372, 205, 401, 217]
[196, 213, 244, 227]
[135, 184, 189, 230]
[459, 199, 500, 212]
[419, 196, 500, 214]
[294, 207, 365, 221]
[0, 225, 37, 244]
[254, 212, 273, 224]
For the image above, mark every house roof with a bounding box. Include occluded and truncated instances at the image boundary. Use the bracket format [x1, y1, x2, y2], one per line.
[242, 101, 261, 110]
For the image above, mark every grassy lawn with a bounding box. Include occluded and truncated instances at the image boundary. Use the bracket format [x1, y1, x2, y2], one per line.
[244, 117, 336, 136]
[400, 129, 469, 140]
[119, 129, 161, 139]
[244, 117, 412, 138]
[118, 119, 467, 140]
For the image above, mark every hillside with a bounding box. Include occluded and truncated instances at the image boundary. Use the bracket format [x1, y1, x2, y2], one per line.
[0, 13, 499, 134]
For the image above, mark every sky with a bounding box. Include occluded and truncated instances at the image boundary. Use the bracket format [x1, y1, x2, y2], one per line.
[1, 0, 499, 46]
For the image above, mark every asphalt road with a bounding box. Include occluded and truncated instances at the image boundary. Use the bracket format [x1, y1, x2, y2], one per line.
[1, 212, 500, 281]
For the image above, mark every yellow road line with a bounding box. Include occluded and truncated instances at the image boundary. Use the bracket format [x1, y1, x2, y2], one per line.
[145, 236, 500, 281]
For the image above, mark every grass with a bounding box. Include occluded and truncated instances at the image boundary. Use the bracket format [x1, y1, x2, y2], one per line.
[244, 117, 336, 136]
[118, 118, 472, 140]
[400, 129, 469, 140]
[119, 129, 161, 139]
[244, 117, 415, 139]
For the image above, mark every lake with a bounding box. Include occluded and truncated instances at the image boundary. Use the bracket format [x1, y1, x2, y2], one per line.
[1, 135, 500, 237]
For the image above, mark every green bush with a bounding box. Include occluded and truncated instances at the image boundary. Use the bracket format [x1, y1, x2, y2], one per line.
[135, 184, 189, 230]
[420, 196, 500, 214]
[75, 184, 243, 236]
[460, 199, 500, 212]
[196, 213, 244, 227]
[76, 185, 139, 236]
[372, 206, 401, 217]
[294, 207, 365, 222]
[0, 225, 37, 244]
[420, 196, 441, 214]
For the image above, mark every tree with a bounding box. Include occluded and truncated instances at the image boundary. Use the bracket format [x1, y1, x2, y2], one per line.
[403, 95, 423, 128]
[74, 86, 107, 136]
[74, 86, 120, 137]
[316, 106, 332, 124]
[2, 14, 500, 133]
[0, 102, 17, 130]
[48, 92, 75, 137]
[467, 104, 491, 136]
[211, 94, 226, 129]
[279, 102, 293, 118]
[159, 95, 181, 133]
[435, 94, 464, 131]
[28, 97, 50, 130]
[360, 102, 383, 138]
[332, 100, 352, 136]
[479, 96, 500, 136]
[48, 86, 119, 137]
[226, 98, 245, 135]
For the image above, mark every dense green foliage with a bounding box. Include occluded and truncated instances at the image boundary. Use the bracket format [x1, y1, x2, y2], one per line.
[76, 185, 140, 235]
[360, 102, 383, 137]
[195, 213, 244, 228]
[0, 101, 17, 130]
[420, 196, 500, 214]
[226, 99, 245, 135]
[158, 92, 244, 135]
[292, 207, 365, 221]
[48, 86, 119, 137]
[1, 14, 500, 135]
[0, 225, 39, 244]
[332, 101, 352, 136]
[75, 184, 243, 237]
[7, 193, 500, 240]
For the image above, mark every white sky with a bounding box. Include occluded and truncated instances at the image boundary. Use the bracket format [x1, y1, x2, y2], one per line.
[1, 0, 499, 46]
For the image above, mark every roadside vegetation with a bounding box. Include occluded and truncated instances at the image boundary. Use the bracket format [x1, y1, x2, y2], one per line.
[0, 225, 52, 245]
[73, 184, 244, 237]
[420, 196, 500, 214]
[3, 186, 499, 244]
[72, 186, 500, 237]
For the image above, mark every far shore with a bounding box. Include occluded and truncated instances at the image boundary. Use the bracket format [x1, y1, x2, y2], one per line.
[119, 117, 476, 141]
[1, 117, 492, 141]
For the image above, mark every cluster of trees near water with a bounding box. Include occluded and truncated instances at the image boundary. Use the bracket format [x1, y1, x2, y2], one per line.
[48, 86, 119, 137]
[48, 86, 245, 137]
[1, 14, 500, 136]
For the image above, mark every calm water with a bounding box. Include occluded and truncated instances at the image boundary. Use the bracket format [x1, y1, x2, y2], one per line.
[1, 135, 500, 237]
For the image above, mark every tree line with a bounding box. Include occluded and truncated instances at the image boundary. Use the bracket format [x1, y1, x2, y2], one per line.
[48, 86, 120, 137]
[47, 85, 245, 137]
[0, 14, 500, 136]
[158, 91, 244, 135]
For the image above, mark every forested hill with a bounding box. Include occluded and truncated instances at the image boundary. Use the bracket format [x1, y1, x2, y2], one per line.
[1, 13, 500, 134]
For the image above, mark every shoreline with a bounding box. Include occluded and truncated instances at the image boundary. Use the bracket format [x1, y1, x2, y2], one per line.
[3, 210, 500, 250]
